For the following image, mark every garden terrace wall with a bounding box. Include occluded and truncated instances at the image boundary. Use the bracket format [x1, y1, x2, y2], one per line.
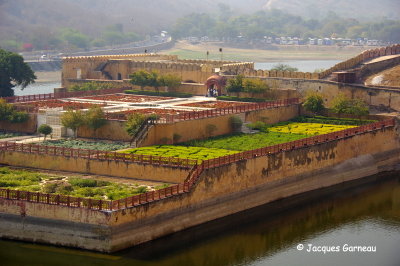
[107, 120, 399, 251]
[0, 114, 37, 134]
[79, 102, 300, 144]
[0, 120, 397, 252]
[238, 76, 400, 111]
[0, 143, 192, 183]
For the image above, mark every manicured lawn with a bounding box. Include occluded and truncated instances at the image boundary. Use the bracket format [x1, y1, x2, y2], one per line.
[184, 121, 358, 151]
[268, 123, 356, 136]
[119, 145, 240, 161]
[292, 116, 376, 125]
[39, 139, 129, 151]
[184, 132, 308, 151]
[0, 167, 154, 200]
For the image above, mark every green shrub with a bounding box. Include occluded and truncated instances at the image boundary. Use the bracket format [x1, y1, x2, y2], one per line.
[247, 121, 269, 132]
[229, 116, 243, 132]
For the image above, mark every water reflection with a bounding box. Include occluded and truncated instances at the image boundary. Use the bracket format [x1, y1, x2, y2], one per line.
[0, 173, 399, 266]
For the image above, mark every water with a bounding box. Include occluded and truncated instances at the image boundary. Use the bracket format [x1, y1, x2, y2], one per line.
[0, 173, 399, 266]
[14, 82, 61, 96]
[255, 60, 340, 72]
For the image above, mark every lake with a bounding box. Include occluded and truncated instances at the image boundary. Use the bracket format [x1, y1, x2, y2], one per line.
[0, 173, 399, 266]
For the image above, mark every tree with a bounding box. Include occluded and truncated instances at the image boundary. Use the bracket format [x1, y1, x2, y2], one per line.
[226, 75, 244, 93]
[0, 49, 36, 97]
[243, 78, 269, 93]
[61, 109, 84, 138]
[331, 94, 369, 118]
[85, 106, 107, 135]
[0, 99, 29, 123]
[303, 93, 325, 114]
[129, 70, 152, 90]
[347, 98, 369, 118]
[125, 113, 146, 145]
[158, 74, 181, 91]
[38, 124, 53, 140]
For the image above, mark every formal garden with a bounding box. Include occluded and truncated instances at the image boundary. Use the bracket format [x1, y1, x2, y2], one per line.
[0, 167, 170, 200]
[117, 115, 374, 161]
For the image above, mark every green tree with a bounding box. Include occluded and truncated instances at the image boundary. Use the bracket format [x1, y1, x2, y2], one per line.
[125, 113, 146, 145]
[347, 98, 369, 118]
[58, 28, 90, 49]
[303, 93, 325, 114]
[0, 49, 36, 97]
[129, 70, 152, 90]
[38, 124, 53, 140]
[0, 99, 29, 123]
[243, 78, 269, 93]
[331, 94, 350, 117]
[85, 106, 107, 135]
[226, 75, 245, 93]
[61, 109, 84, 138]
[158, 74, 182, 91]
[331, 95, 369, 118]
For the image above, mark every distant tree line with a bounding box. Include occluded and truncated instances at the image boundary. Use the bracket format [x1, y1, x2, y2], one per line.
[1, 23, 141, 52]
[171, 9, 400, 43]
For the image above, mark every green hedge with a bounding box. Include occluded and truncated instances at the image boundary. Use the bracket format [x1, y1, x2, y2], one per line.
[216, 96, 269, 102]
[124, 90, 192, 98]
[291, 116, 376, 125]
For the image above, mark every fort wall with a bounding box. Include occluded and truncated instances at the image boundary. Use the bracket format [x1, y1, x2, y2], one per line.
[0, 125, 397, 252]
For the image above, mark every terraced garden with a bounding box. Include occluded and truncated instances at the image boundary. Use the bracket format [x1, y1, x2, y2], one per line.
[119, 145, 240, 162]
[38, 139, 129, 151]
[0, 167, 161, 200]
[124, 116, 369, 158]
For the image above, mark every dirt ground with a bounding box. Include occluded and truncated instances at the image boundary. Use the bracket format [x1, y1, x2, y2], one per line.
[365, 65, 400, 87]
[161, 40, 366, 62]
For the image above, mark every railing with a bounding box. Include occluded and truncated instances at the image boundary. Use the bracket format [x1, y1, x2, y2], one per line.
[0, 142, 197, 168]
[0, 188, 112, 210]
[201, 119, 395, 169]
[105, 98, 300, 122]
[0, 118, 394, 211]
[132, 118, 155, 147]
[2, 87, 128, 104]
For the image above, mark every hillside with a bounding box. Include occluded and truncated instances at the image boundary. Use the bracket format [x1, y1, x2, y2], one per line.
[0, 0, 398, 49]
[263, 0, 399, 20]
[0, 0, 263, 41]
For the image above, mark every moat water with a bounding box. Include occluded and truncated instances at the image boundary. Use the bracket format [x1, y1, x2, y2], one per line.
[0, 173, 399, 266]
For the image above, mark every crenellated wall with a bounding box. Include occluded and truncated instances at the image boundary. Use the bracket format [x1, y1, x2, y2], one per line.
[319, 44, 400, 79]
[62, 54, 245, 87]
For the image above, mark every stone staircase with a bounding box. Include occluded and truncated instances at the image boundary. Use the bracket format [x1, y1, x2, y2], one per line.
[131, 119, 154, 148]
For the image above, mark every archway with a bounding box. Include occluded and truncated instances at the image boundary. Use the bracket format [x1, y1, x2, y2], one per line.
[205, 74, 227, 97]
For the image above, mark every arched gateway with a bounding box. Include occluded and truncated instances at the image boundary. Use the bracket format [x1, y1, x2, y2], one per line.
[205, 74, 227, 97]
